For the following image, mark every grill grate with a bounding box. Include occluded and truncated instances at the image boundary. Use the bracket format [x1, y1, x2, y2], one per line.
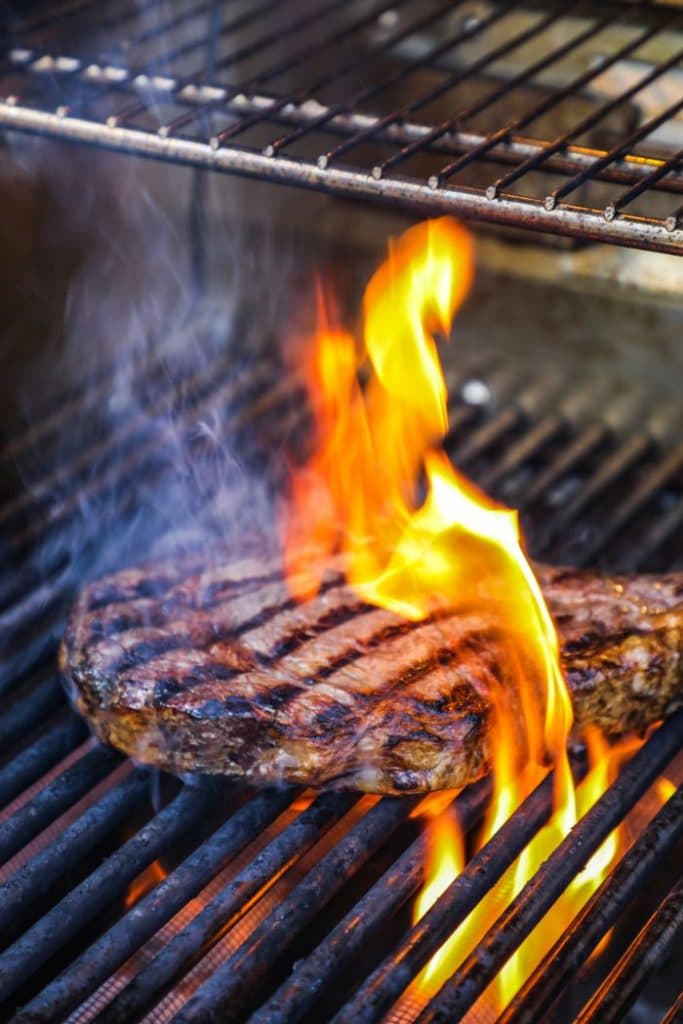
[2, 0, 683, 252]
[0, 341, 682, 1023]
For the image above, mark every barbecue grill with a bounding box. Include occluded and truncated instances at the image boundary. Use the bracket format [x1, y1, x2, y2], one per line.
[1, 2, 683, 1023]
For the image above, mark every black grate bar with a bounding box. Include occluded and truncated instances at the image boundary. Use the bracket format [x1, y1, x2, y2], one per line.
[449, 369, 565, 469]
[0, 715, 87, 810]
[204, 0, 426, 149]
[3, 359, 281, 555]
[487, 15, 681, 198]
[534, 433, 653, 556]
[0, 316, 199, 477]
[220, 0, 458, 152]
[251, 780, 491, 1024]
[175, 795, 419, 1024]
[262, 0, 468, 157]
[415, 710, 683, 1024]
[50, 0, 283, 122]
[0, 361, 283, 634]
[433, 13, 682, 189]
[0, 358, 282, 614]
[331, 772, 557, 1024]
[0, 672, 63, 729]
[0, 344, 248, 534]
[0, 770, 149, 938]
[574, 876, 683, 1024]
[620, 493, 683, 572]
[0, 743, 120, 867]
[13, 786, 299, 1024]
[547, 91, 683, 209]
[567, 443, 683, 567]
[321, 2, 564, 169]
[378, 0, 618, 178]
[451, 406, 523, 468]
[518, 422, 610, 509]
[98, 790, 359, 1024]
[111, 0, 351, 131]
[0, 784, 212, 1005]
[661, 988, 683, 1024]
[498, 784, 683, 1024]
[264, 0, 510, 162]
[605, 146, 683, 221]
[478, 414, 565, 494]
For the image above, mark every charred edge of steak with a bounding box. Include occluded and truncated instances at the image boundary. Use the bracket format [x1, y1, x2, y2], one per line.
[69, 664, 490, 796]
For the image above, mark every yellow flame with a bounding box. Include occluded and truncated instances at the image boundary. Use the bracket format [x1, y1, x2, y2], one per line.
[282, 217, 630, 1010]
[655, 776, 676, 803]
[413, 810, 466, 992]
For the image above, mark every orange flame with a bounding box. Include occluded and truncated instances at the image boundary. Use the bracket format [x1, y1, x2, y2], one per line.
[124, 858, 167, 909]
[283, 218, 629, 1009]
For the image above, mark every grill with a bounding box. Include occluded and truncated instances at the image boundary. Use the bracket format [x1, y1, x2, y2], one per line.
[2, 0, 683, 253]
[1, 338, 682, 1023]
[1, 2, 683, 1023]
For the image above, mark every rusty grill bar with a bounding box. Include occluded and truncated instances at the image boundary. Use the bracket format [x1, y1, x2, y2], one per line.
[2, 0, 683, 252]
[0, 343, 682, 1024]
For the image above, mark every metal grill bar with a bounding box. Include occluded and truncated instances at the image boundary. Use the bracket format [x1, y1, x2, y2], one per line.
[0, 671, 63, 725]
[392, 4, 624, 184]
[2, 1, 683, 252]
[546, 93, 683, 209]
[619, 493, 683, 572]
[565, 443, 683, 567]
[661, 989, 683, 1024]
[518, 422, 609, 509]
[534, 433, 653, 556]
[574, 876, 683, 1024]
[0, 358, 294, 693]
[605, 145, 683, 220]
[199, 0, 442, 149]
[0, 784, 213, 1004]
[448, 20, 682, 194]
[0, 744, 120, 866]
[415, 711, 683, 1024]
[499, 785, 683, 1024]
[98, 790, 359, 1024]
[107, 0, 346, 131]
[332, 772, 557, 1024]
[261, 0, 471, 158]
[0, 716, 87, 808]
[250, 780, 491, 1024]
[176, 795, 419, 1023]
[313, 0, 525, 168]
[0, 770, 148, 937]
[11, 786, 299, 1024]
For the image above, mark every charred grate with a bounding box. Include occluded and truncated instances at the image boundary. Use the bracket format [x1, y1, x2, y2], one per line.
[0, 344, 682, 1024]
[2, 0, 683, 253]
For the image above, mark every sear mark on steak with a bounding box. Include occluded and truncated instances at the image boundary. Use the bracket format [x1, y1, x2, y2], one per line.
[61, 555, 683, 795]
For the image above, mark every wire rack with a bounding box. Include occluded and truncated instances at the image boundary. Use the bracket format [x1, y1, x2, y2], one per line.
[2, 0, 683, 254]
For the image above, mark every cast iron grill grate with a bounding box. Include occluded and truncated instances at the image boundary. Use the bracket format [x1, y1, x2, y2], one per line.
[2, 0, 683, 253]
[0, 347, 682, 1023]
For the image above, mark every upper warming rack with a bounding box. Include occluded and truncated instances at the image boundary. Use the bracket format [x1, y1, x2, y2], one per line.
[2, 0, 683, 253]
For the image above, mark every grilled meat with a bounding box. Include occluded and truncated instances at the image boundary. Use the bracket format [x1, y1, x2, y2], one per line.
[61, 555, 683, 795]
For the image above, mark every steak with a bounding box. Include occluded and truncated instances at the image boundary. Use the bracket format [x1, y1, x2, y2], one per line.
[61, 554, 683, 795]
